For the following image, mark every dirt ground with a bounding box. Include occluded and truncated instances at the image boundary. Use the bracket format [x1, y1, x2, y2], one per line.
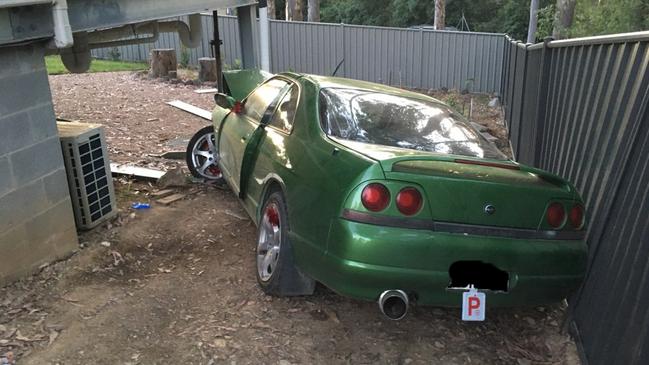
[0, 72, 577, 364]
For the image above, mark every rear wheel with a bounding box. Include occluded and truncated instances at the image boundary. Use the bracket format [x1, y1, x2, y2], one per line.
[256, 190, 315, 296]
[186, 126, 223, 182]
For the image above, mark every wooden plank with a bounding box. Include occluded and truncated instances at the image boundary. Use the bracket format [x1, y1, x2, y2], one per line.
[194, 88, 219, 94]
[151, 189, 175, 198]
[147, 151, 186, 160]
[156, 193, 186, 205]
[110, 163, 165, 181]
[471, 122, 488, 132]
[166, 100, 212, 120]
[481, 132, 499, 143]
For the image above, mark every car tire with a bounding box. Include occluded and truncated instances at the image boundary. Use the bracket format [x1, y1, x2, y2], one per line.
[186, 126, 224, 182]
[256, 190, 316, 297]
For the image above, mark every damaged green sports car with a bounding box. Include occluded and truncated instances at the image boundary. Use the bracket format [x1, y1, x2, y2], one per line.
[186, 70, 588, 320]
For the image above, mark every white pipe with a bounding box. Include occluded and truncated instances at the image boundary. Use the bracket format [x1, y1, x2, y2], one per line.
[172, 14, 202, 48]
[259, 6, 270, 72]
[51, 0, 73, 48]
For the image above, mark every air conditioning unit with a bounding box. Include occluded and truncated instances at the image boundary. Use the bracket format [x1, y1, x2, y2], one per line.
[57, 121, 117, 230]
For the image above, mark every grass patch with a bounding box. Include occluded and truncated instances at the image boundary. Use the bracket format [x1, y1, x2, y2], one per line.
[46, 56, 148, 75]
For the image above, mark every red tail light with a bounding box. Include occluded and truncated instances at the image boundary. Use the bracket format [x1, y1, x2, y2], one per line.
[396, 187, 422, 216]
[546, 202, 565, 228]
[569, 204, 584, 229]
[361, 183, 390, 212]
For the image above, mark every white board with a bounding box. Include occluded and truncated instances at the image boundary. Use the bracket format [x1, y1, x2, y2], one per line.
[166, 100, 212, 120]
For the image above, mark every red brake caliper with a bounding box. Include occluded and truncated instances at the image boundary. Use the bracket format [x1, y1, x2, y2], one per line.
[265, 205, 280, 228]
[200, 140, 220, 176]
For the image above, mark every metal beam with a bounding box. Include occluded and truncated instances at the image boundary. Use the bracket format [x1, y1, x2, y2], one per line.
[66, 0, 257, 32]
[1, 0, 257, 46]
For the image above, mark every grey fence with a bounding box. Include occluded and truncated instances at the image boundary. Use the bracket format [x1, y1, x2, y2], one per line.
[502, 33, 649, 365]
[92, 15, 505, 93]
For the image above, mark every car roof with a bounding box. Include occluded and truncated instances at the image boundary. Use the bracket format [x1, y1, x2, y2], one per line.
[296, 73, 442, 103]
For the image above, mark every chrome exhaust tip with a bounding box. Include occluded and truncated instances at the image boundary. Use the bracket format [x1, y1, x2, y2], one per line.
[378, 290, 409, 320]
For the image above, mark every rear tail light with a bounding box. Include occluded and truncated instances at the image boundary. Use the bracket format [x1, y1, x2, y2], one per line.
[361, 183, 390, 212]
[546, 202, 565, 228]
[396, 187, 423, 216]
[569, 204, 584, 229]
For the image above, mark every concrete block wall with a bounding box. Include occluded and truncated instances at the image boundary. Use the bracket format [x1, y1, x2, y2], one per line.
[0, 42, 78, 284]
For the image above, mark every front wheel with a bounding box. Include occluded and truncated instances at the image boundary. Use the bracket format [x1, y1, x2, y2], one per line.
[256, 190, 315, 296]
[186, 126, 224, 182]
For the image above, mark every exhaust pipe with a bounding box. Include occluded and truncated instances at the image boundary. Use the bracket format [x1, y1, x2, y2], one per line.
[378, 290, 409, 320]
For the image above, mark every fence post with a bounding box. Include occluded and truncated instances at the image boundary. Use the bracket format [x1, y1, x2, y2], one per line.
[513, 43, 529, 161]
[340, 23, 346, 77]
[419, 28, 425, 90]
[531, 37, 553, 167]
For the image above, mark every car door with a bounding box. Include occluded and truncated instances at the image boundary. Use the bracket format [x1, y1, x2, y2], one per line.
[243, 83, 300, 213]
[218, 78, 290, 194]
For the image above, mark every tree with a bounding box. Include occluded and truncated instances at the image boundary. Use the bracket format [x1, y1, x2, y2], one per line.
[295, 0, 305, 21]
[268, 0, 276, 19]
[527, 0, 539, 43]
[434, 0, 445, 30]
[285, 0, 295, 20]
[553, 0, 576, 39]
[308, 0, 320, 22]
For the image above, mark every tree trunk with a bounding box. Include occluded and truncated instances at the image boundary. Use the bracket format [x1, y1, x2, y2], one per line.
[434, 0, 446, 30]
[198, 57, 217, 82]
[308, 0, 320, 22]
[267, 0, 276, 19]
[527, 0, 539, 43]
[285, 0, 295, 21]
[294, 0, 304, 21]
[150, 49, 177, 78]
[553, 0, 576, 39]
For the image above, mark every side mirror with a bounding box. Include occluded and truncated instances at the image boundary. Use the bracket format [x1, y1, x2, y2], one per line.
[214, 93, 236, 109]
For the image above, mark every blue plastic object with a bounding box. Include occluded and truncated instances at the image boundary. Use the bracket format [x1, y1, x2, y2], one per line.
[131, 202, 151, 209]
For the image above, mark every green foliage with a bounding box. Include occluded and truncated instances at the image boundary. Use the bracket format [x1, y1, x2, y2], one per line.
[179, 46, 191, 68]
[319, 0, 647, 39]
[444, 93, 460, 110]
[536, 4, 556, 40]
[224, 59, 243, 71]
[321, 0, 392, 26]
[570, 0, 649, 37]
[107, 47, 121, 61]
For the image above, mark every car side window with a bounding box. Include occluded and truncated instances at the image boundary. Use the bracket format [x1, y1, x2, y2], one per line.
[243, 79, 289, 122]
[268, 85, 299, 133]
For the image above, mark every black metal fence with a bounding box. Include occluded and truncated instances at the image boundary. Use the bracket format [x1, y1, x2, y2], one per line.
[501, 32, 649, 365]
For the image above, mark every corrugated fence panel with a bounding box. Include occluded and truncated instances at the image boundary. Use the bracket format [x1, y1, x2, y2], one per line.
[501, 34, 649, 365]
[268, 20, 342, 76]
[92, 16, 505, 93]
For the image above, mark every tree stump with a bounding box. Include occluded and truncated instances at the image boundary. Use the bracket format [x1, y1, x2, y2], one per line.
[150, 49, 177, 78]
[198, 57, 217, 82]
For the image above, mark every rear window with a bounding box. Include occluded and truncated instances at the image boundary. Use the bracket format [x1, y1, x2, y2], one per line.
[319, 88, 506, 160]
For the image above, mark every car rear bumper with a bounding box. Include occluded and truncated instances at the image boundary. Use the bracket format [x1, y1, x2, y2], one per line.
[318, 217, 588, 307]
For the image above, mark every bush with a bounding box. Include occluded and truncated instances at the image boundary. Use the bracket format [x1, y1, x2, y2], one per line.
[179, 46, 191, 68]
[107, 47, 121, 61]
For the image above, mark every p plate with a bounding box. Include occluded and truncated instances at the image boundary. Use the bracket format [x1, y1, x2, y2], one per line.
[462, 285, 486, 321]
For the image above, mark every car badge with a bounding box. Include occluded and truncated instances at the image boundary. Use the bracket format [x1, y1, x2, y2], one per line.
[484, 204, 496, 215]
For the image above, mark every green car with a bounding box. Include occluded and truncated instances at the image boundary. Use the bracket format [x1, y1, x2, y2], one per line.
[186, 70, 588, 320]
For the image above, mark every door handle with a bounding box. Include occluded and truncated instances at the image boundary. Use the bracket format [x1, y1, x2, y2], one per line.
[241, 136, 247, 142]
